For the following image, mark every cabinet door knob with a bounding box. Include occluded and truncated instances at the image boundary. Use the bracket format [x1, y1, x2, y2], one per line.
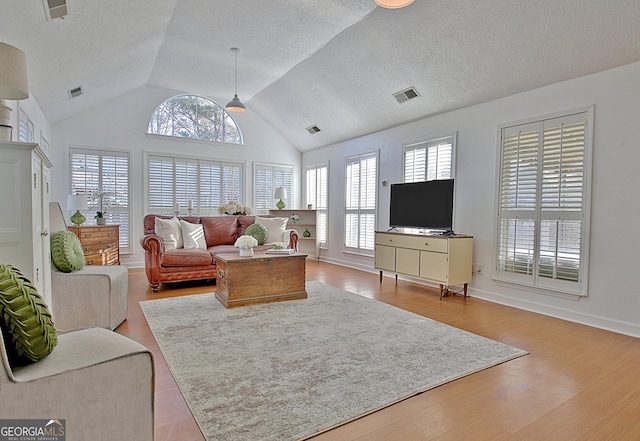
[41, 230, 49, 237]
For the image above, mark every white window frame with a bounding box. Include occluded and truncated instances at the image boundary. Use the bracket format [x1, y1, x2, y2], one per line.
[305, 162, 329, 247]
[145, 153, 245, 216]
[496, 107, 593, 296]
[344, 151, 378, 255]
[69, 147, 132, 254]
[403, 133, 456, 183]
[253, 163, 293, 214]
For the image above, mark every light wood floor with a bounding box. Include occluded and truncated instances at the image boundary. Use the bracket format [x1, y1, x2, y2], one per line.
[118, 261, 640, 441]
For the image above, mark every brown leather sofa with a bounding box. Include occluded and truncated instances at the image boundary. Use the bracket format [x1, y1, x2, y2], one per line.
[141, 214, 298, 292]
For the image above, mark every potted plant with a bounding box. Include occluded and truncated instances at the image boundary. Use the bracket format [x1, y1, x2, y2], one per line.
[95, 210, 106, 225]
[93, 191, 111, 225]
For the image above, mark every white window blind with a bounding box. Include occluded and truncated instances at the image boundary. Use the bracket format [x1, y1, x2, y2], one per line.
[497, 111, 591, 295]
[345, 152, 377, 253]
[305, 163, 328, 245]
[254, 164, 293, 213]
[18, 108, 34, 143]
[147, 154, 244, 215]
[403, 134, 455, 183]
[70, 148, 131, 253]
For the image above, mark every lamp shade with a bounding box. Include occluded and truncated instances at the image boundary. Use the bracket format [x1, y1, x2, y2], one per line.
[67, 194, 88, 211]
[225, 94, 246, 113]
[274, 187, 287, 201]
[375, 0, 415, 8]
[0, 42, 29, 100]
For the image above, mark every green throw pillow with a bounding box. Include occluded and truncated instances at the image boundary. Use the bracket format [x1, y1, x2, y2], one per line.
[245, 223, 268, 245]
[0, 264, 57, 366]
[51, 231, 85, 272]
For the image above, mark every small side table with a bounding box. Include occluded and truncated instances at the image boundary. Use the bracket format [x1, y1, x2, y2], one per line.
[68, 224, 120, 265]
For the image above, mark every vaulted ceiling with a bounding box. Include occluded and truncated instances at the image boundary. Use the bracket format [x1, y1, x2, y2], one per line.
[2, 0, 640, 151]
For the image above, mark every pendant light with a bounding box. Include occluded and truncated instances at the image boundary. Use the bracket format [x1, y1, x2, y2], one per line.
[375, 0, 415, 8]
[225, 47, 246, 113]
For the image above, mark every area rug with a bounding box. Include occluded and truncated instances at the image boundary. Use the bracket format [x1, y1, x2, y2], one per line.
[140, 281, 527, 441]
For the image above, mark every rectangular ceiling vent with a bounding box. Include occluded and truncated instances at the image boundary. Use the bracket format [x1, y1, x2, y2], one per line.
[67, 86, 83, 99]
[306, 125, 321, 134]
[43, 0, 68, 20]
[393, 87, 420, 104]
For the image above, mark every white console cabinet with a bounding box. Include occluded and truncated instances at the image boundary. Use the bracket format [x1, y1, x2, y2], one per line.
[0, 142, 53, 306]
[374, 231, 473, 298]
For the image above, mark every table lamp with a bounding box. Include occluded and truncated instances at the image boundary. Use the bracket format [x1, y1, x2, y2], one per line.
[274, 187, 287, 210]
[0, 42, 29, 141]
[67, 195, 88, 226]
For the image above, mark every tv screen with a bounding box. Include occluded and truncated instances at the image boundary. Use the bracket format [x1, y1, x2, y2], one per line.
[389, 179, 454, 231]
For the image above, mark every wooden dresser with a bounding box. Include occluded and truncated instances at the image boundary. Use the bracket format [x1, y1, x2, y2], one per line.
[68, 224, 120, 265]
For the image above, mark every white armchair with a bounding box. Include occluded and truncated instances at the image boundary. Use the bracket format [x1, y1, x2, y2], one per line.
[0, 326, 154, 441]
[49, 202, 128, 331]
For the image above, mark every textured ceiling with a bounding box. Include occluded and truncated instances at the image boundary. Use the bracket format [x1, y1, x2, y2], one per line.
[1, 0, 640, 151]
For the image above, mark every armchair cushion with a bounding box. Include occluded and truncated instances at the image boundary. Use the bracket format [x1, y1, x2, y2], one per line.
[50, 231, 85, 272]
[0, 265, 57, 366]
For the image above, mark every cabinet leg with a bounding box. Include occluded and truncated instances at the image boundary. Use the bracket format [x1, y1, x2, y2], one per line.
[463, 283, 468, 297]
[439, 284, 444, 300]
[395, 273, 398, 284]
[379, 271, 383, 284]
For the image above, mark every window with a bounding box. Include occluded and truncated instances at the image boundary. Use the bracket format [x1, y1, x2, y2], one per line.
[147, 154, 244, 215]
[403, 134, 455, 183]
[496, 109, 592, 295]
[70, 148, 131, 253]
[254, 164, 293, 213]
[305, 163, 328, 245]
[148, 95, 242, 144]
[345, 152, 377, 253]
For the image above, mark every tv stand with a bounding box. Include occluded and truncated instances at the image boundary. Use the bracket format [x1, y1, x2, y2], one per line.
[374, 231, 473, 299]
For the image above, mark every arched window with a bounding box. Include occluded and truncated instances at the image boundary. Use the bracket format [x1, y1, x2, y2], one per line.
[148, 95, 242, 144]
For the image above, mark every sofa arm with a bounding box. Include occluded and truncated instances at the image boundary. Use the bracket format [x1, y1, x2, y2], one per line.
[140, 234, 164, 292]
[284, 229, 299, 251]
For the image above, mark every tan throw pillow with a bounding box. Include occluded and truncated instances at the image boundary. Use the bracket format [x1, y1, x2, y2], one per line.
[155, 217, 183, 250]
[255, 216, 288, 244]
[180, 220, 207, 249]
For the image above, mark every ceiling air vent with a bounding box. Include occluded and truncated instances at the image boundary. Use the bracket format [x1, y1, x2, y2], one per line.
[43, 0, 68, 20]
[306, 125, 321, 134]
[67, 86, 83, 99]
[393, 86, 419, 104]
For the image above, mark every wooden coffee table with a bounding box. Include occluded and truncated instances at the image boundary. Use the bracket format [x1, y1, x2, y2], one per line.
[214, 252, 307, 308]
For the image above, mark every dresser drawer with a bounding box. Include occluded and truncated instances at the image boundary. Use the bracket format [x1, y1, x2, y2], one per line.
[68, 225, 120, 265]
[375, 233, 448, 253]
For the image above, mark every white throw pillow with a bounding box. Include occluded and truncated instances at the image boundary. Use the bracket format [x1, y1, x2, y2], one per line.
[255, 216, 288, 244]
[180, 220, 207, 249]
[155, 216, 183, 250]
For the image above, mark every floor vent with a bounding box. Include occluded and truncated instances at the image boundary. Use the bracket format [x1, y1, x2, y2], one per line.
[393, 86, 419, 104]
[43, 0, 68, 20]
[306, 125, 321, 134]
[68, 86, 83, 99]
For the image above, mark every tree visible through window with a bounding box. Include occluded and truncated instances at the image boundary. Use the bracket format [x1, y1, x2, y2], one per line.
[148, 95, 242, 144]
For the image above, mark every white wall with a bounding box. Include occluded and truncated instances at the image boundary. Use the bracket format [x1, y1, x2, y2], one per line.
[303, 61, 640, 337]
[50, 85, 301, 267]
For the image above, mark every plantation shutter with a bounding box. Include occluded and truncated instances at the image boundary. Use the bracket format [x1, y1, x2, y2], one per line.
[306, 163, 329, 245]
[70, 148, 131, 253]
[496, 111, 590, 295]
[345, 152, 377, 252]
[147, 154, 244, 215]
[254, 164, 293, 213]
[404, 135, 454, 183]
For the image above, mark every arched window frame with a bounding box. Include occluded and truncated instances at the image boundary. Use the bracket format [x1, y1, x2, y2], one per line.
[147, 94, 243, 144]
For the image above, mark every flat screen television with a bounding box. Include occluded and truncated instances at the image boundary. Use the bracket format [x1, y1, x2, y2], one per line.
[389, 179, 454, 232]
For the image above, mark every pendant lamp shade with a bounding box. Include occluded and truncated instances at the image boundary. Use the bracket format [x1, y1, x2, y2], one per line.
[225, 47, 246, 113]
[375, 0, 415, 8]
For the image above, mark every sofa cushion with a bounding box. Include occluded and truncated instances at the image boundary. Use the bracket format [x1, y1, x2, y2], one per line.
[255, 216, 288, 243]
[180, 220, 207, 249]
[155, 216, 183, 250]
[50, 231, 85, 272]
[0, 264, 57, 366]
[245, 223, 268, 245]
[161, 248, 213, 267]
[202, 216, 239, 247]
